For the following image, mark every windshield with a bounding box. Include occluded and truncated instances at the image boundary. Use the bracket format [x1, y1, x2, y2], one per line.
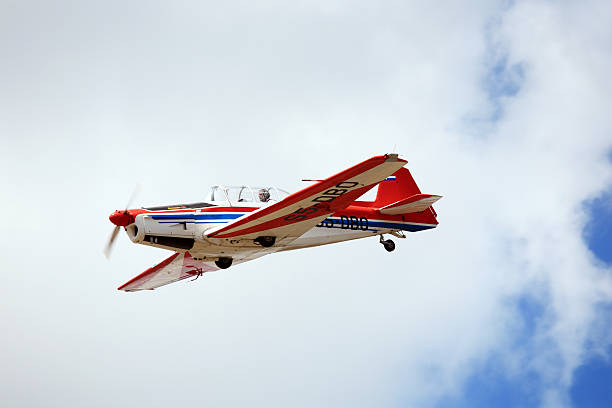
[209, 186, 289, 204]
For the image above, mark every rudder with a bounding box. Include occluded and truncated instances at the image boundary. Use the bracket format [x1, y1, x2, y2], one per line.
[373, 167, 422, 207]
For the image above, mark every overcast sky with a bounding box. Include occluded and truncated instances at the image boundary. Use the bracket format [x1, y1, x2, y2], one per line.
[1, 1, 612, 407]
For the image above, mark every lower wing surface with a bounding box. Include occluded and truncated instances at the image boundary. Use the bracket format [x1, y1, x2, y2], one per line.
[118, 252, 218, 291]
[118, 251, 268, 291]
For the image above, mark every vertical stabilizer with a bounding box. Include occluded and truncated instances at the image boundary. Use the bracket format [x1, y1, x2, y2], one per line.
[373, 167, 422, 207]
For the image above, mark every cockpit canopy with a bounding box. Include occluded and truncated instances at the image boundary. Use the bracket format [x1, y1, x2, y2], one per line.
[208, 185, 290, 204]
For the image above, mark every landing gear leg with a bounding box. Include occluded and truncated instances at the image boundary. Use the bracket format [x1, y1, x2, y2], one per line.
[379, 235, 396, 252]
[215, 257, 233, 269]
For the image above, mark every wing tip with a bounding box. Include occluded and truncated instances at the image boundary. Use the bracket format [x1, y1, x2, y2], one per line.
[384, 153, 407, 163]
[117, 286, 154, 292]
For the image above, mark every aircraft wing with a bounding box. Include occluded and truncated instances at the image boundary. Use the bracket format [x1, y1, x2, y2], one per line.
[206, 154, 407, 242]
[118, 250, 269, 291]
[117, 251, 219, 291]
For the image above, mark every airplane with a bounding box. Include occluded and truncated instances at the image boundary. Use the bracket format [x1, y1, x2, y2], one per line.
[105, 154, 441, 291]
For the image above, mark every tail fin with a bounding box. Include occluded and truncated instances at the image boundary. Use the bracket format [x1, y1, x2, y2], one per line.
[374, 167, 441, 215]
[374, 167, 422, 207]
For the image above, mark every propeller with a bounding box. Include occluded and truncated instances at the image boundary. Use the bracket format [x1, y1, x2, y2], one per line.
[104, 225, 121, 259]
[104, 184, 141, 259]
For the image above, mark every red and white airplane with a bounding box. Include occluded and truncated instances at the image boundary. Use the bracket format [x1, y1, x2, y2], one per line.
[106, 154, 441, 291]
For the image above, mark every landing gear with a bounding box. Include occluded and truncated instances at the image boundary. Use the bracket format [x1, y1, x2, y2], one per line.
[254, 236, 276, 247]
[383, 240, 395, 252]
[215, 257, 233, 269]
[379, 235, 395, 252]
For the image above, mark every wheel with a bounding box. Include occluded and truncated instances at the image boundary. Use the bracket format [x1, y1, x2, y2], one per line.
[383, 239, 395, 252]
[254, 236, 276, 247]
[215, 257, 233, 269]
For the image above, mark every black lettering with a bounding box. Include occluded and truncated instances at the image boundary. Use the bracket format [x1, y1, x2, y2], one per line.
[313, 196, 335, 203]
[360, 217, 368, 231]
[285, 214, 307, 222]
[350, 216, 359, 230]
[323, 188, 347, 196]
[318, 218, 336, 228]
[336, 182, 358, 188]
[340, 216, 349, 229]
[294, 207, 318, 215]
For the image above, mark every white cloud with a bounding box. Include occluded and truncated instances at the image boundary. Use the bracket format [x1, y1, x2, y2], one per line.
[0, 1, 611, 407]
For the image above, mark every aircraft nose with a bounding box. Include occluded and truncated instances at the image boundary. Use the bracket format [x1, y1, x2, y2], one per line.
[109, 210, 131, 227]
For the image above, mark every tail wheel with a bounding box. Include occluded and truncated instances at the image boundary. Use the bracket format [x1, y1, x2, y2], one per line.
[215, 257, 233, 269]
[383, 239, 395, 252]
[379, 234, 396, 252]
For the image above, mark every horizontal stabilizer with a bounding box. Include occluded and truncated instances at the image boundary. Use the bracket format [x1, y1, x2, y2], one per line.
[379, 194, 441, 215]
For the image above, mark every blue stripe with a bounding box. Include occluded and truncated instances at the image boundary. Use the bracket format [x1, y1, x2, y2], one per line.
[158, 222, 228, 224]
[196, 214, 244, 220]
[153, 213, 434, 232]
[368, 221, 434, 232]
[318, 217, 435, 232]
[151, 213, 244, 221]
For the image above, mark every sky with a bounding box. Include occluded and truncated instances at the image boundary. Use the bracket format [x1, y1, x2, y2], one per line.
[1, 0, 611, 407]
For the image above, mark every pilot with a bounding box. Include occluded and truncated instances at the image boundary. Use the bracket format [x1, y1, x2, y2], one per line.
[258, 188, 270, 202]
